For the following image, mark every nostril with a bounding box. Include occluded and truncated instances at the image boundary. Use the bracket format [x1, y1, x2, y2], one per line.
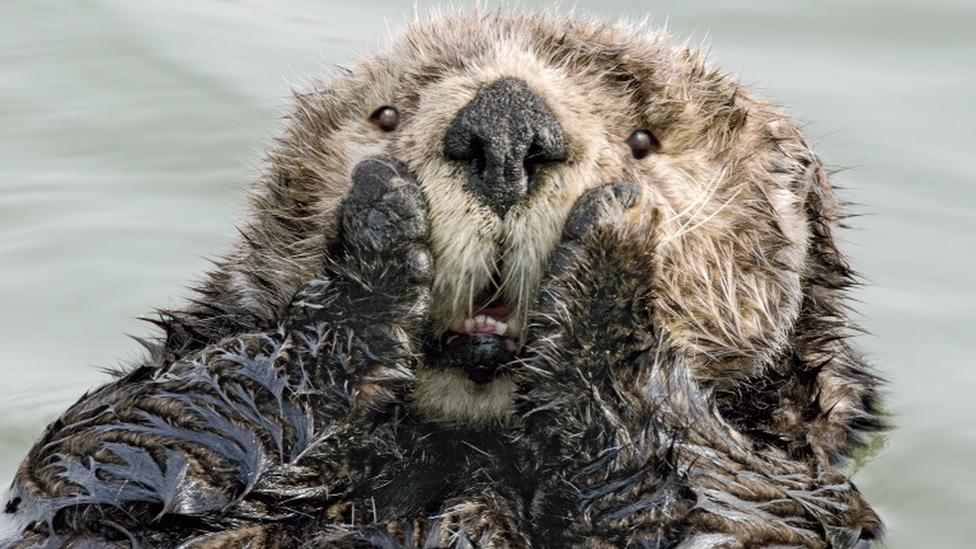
[523, 137, 568, 191]
[469, 137, 487, 180]
[445, 123, 489, 179]
[523, 141, 546, 180]
[522, 139, 566, 181]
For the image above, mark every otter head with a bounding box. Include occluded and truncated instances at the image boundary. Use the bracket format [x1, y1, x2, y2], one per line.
[179, 12, 850, 427]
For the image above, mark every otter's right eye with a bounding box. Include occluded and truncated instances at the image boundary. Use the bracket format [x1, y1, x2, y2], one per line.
[625, 130, 660, 159]
[370, 106, 400, 132]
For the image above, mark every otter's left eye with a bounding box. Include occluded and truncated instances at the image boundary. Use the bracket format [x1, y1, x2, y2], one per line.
[625, 130, 660, 159]
[370, 106, 400, 132]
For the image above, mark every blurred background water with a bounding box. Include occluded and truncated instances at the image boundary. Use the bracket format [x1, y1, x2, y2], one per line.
[1, 0, 973, 546]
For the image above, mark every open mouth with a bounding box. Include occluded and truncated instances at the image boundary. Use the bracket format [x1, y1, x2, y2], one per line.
[423, 292, 521, 385]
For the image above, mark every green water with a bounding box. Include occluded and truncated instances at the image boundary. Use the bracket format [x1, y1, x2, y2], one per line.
[1, 1, 973, 546]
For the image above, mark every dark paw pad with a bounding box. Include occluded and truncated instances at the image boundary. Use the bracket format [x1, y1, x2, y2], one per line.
[342, 154, 428, 254]
[562, 182, 642, 241]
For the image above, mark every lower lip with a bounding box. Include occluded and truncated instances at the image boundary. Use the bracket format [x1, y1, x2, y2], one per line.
[424, 332, 519, 384]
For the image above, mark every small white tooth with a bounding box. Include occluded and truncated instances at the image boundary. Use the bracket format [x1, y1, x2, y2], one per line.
[474, 315, 487, 325]
[484, 316, 497, 326]
[494, 321, 508, 336]
[463, 318, 475, 332]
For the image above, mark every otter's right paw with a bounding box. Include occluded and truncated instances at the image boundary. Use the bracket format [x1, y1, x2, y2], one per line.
[532, 180, 657, 345]
[284, 154, 431, 398]
[341, 154, 430, 267]
[333, 154, 433, 323]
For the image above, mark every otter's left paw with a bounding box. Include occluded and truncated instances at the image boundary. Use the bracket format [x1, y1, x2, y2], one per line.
[521, 181, 657, 446]
[531, 181, 657, 358]
[520, 182, 661, 544]
[562, 181, 643, 241]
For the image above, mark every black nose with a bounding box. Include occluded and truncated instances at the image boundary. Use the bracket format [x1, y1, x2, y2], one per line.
[444, 77, 567, 216]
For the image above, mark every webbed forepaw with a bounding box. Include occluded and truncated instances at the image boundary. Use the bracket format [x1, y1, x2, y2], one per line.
[563, 181, 643, 241]
[282, 154, 432, 399]
[341, 154, 430, 269]
[531, 181, 657, 348]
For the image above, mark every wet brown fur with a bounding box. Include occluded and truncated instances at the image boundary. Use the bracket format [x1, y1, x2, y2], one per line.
[3, 9, 883, 549]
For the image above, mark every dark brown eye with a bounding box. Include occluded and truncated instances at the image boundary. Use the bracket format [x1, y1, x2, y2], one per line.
[370, 106, 399, 132]
[625, 130, 660, 159]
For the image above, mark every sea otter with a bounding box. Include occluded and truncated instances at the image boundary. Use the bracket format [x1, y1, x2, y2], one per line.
[0, 10, 884, 549]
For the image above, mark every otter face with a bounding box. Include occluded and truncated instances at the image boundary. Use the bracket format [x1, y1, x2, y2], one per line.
[388, 41, 656, 424]
[236, 13, 832, 425]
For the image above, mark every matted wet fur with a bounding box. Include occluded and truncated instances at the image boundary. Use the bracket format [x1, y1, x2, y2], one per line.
[1, 9, 884, 549]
